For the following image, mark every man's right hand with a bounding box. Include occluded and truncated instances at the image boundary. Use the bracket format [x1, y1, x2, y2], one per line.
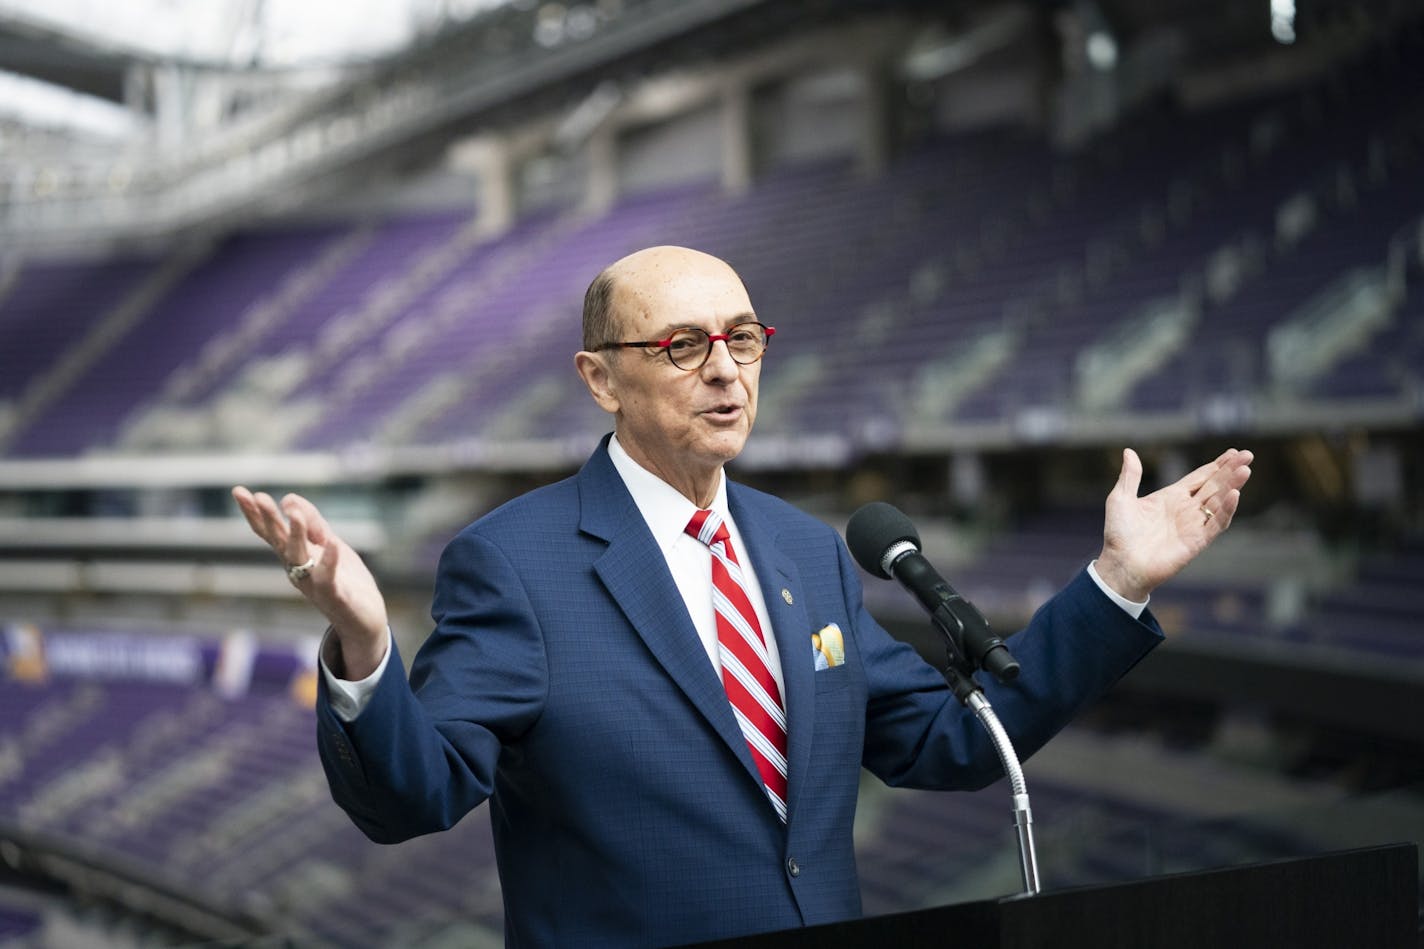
[232, 487, 390, 680]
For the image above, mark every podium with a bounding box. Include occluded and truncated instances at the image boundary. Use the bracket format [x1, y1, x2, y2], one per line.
[684, 843, 1418, 948]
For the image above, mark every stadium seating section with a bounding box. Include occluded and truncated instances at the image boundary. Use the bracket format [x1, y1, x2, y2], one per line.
[0, 22, 1419, 460]
[5, 627, 1371, 947]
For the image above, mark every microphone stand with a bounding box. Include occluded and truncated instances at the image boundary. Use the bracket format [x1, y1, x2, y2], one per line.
[857, 519, 1040, 895]
[936, 647, 1042, 897]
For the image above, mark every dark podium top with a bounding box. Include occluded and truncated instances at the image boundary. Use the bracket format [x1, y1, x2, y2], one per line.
[683, 843, 1418, 949]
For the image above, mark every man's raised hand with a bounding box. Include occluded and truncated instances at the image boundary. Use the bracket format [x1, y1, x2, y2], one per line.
[1094, 447, 1253, 603]
[232, 487, 389, 679]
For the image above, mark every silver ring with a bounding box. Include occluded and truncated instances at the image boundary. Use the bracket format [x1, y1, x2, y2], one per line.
[286, 556, 317, 582]
[1201, 506, 1213, 524]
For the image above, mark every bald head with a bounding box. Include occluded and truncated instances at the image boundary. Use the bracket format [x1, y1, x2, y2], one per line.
[573, 245, 764, 506]
[581, 246, 747, 351]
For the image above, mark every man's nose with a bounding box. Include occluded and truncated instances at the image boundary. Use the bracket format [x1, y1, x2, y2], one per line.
[700, 338, 739, 380]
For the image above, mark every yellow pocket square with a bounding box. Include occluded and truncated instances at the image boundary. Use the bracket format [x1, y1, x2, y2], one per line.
[812, 623, 845, 670]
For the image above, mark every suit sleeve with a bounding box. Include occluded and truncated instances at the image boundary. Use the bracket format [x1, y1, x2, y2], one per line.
[842, 538, 1163, 791]
[316, 528, 548, 843]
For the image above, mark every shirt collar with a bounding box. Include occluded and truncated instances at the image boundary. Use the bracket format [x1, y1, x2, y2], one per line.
[608, 433, 729, 555]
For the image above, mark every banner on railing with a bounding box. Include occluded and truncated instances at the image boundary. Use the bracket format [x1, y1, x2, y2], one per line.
[2, 622, 320, 707]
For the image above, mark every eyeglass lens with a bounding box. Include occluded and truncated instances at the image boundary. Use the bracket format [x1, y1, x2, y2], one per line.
[667, 323, 767, 369]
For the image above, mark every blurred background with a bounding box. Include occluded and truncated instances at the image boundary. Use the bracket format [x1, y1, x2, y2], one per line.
[1, 0, 1421, 945]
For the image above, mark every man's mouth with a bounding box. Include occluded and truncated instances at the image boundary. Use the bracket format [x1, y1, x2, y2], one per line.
[704, 403, 742, 419]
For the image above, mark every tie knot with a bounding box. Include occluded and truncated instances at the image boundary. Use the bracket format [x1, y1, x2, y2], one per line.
[685, 509, 730, 549]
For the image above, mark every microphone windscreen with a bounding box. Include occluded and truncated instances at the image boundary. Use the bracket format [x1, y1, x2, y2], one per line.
[845, 502, 920, 579]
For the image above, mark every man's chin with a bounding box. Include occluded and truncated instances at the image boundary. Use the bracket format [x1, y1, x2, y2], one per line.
[701, 427, 751, 464]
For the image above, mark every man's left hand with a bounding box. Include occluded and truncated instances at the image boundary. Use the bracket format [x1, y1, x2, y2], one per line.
[1094, 447, 1253, 603]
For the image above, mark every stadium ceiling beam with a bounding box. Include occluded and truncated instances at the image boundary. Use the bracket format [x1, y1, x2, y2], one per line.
[0, 18, 132, 102]
[0, 0, 794, 247]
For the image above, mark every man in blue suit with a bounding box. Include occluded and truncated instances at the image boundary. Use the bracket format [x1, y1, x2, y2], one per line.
[234, 246, 1252, 947]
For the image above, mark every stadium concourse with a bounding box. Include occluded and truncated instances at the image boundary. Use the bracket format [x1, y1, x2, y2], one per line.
[1, 0, 1423, 944]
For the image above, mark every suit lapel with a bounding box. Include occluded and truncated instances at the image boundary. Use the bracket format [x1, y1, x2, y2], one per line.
[729, 485, 815, 828]
[578, 442, 764, 792]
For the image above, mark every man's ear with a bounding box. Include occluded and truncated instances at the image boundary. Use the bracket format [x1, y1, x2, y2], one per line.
[575, 350, 620, 414]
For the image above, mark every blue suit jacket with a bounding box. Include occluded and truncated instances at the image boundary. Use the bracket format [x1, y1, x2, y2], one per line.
[317, 437, 1162, 947]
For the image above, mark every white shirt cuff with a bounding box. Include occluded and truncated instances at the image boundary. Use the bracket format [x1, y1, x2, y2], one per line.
[1088, 560, 1149, 619]
[319, 627, 393, 722]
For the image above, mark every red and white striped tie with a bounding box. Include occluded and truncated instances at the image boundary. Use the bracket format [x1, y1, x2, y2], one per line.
[685, 509, 788, 822]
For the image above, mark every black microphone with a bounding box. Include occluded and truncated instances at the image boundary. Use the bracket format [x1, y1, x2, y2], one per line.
[846, 501, 1019, 683]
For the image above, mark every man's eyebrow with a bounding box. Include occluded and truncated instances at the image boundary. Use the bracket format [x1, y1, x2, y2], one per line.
[648, 312, 758, 338]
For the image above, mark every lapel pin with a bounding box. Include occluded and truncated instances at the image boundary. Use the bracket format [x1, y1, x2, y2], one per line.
[781, 588, 794, 605]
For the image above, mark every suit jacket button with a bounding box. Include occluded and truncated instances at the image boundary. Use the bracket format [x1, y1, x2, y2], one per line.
[786, 857, 801, 878]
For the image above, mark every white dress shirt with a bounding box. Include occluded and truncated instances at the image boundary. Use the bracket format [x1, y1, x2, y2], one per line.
[604, 433, 786, 701]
